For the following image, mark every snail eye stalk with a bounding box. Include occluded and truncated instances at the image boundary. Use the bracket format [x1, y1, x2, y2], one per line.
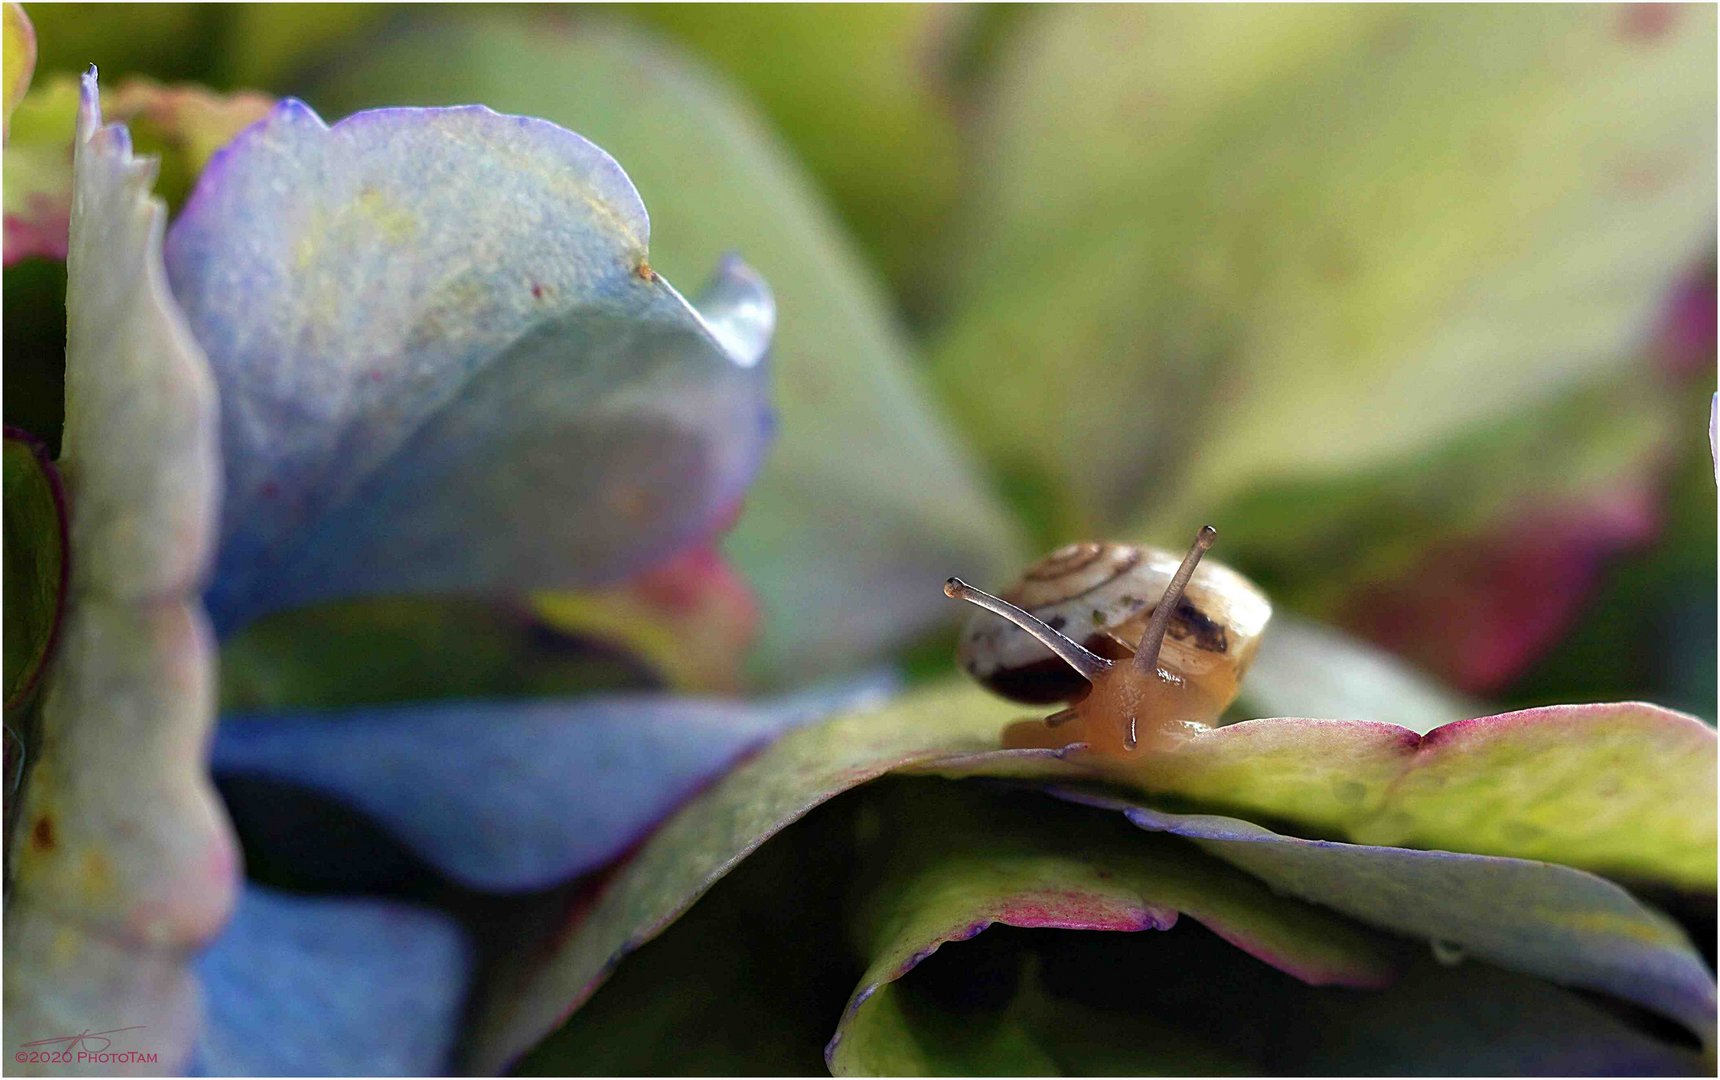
[1131, 525, 1217, 676]
[944, 577, 1113, 682]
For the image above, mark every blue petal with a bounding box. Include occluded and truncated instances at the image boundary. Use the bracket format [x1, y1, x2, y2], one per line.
[211, 676, 896, 892]
[191, 886, 471, 1076]
[1056, 789, 1718, 1048]
[162, 100, 774, 635]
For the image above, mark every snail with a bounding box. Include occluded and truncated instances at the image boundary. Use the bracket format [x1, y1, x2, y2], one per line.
[944, 526, 1271, 759]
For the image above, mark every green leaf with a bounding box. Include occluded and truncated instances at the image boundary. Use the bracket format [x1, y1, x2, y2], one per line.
[932, 5, 1714, 549]
[511, 768, 1703, 1075]
[2, 432, 64, 710]
[839, 916, 1703, 1076]
[926, 701, 1717, 891]
[829, 783, 1396, 1075]
[308, 12, 1026, 687]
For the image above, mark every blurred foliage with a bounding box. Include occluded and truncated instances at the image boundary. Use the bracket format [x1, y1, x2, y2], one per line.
[6, 2, 1714, 718]
[622, 4, 965, 312]
[3, 2, 35, 137]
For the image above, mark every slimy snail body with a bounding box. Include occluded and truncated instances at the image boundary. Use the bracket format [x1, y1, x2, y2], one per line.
[945, 527, 1271, 759]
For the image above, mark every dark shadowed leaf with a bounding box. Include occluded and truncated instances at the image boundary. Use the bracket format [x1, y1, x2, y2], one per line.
[2, 431, 65, 709]
[216, 596, 660, 713]
[1055, 790, 1716, 1046]
[827, 783, 1396, 1074]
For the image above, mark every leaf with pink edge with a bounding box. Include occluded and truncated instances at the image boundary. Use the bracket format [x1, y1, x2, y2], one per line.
[509, 774, 1703, 1076]
[2, 73, 233, 1076]
[922, 701, 1717, 890]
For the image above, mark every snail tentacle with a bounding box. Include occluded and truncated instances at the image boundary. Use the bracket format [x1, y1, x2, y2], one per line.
[1131, 525, 1217, 676]
[944, 577, 1113, 681]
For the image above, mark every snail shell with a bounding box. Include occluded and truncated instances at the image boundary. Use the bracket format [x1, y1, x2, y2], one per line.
[956, 541, 1272, 707]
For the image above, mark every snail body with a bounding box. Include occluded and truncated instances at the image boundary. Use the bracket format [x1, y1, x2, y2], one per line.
[945, 528, 1271, 760]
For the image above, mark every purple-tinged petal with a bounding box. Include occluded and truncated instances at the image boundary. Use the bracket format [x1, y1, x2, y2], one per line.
[1653, 261, 1716, 379]
[211, 675, 897, 892]
[162, 98, 774, 635]
[191, 886, 471, 1077]
[1059, 788, 1717, 1047]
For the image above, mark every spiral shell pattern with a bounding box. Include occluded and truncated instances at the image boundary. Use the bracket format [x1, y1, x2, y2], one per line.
[957, 541, 1271, 705]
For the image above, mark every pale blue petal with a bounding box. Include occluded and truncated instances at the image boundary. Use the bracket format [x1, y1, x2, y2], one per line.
[192, 886, 471, 1077]
[211, 676, 896, 892]
[162, 100, 773, 634]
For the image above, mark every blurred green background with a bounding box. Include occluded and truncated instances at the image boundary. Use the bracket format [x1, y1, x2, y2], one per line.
[7, 3, 1715, 720]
